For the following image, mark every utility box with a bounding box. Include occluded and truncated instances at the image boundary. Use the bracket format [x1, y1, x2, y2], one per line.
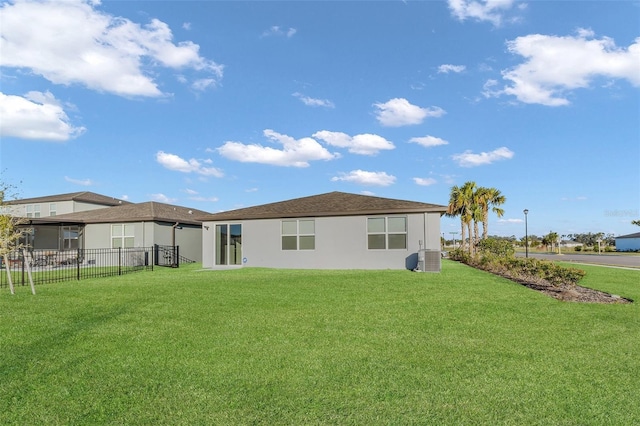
[417, 249, 441, 272]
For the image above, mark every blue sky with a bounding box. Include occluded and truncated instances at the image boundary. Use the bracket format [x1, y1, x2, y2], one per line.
[1, 0, 638, 239]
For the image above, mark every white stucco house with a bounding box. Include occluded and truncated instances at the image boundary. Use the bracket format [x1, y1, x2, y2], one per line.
[200, 191, 447, 271]
[615, 232, 640, 252]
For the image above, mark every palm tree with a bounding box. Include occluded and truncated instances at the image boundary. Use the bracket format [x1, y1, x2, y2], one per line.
[445, 185, 466, 251]
[470, 200, 483, 255]
[446, 181, 477, 253]
[477, 187, 506, 240]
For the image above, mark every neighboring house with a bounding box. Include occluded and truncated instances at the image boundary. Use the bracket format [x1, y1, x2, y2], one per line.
[5, 191, 130, 218]
[615, 232, 640, 252]
[200, 191, 447, 271]
[7, 193, 207, 262]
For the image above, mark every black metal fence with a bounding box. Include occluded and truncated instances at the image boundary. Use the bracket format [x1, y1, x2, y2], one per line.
[0, 247, 154, 288]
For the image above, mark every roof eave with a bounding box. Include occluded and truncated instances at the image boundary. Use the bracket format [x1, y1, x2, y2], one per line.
[201, 207, 447, 222]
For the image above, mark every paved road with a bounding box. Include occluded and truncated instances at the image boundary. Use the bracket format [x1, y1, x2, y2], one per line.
[515, 252, 640, 269]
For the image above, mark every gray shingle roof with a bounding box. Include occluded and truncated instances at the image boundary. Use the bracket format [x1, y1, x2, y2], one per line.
[7, 191, 130, 207]
[200, 191, 447, 221]
[33, 201, 208, 225]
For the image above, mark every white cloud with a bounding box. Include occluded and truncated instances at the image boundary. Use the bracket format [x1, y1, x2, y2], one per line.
[374, 98, 445, 127]
[0, 91, 85, 141]
[413, 177, 437, 186]
[331, 170, 396, 187]
[493, 30, 640, 106]
[409, 135, 449, 148]
[447, 0, 517, 26]
[0, 0, 223, 97]
[313, 130, 395, 156]
[438, 64, 466, 74]
[292, 93, 335, 108]
[452, 147, 514, 167]
[498, 218, 524, 223]
[156, 151, 224, 177]
[561, 196, 588, 202]
[217, 129, 339, 167]
[189, 196, 219, 202]
[261, 26, 297, 38]
[64, 176, 93, 186]
[150, 193, 176, 203]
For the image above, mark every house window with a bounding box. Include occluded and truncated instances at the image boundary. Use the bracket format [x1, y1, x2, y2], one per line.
[111, 224, 134, 248]
[367, 216, 407, 250]
[282, 219, 315, 250]
[26, 205, 40, 218]
[62, 226, 80, 250]
[49, 203, 57, 216]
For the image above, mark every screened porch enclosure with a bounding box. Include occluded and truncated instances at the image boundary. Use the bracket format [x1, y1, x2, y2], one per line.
[20, 225, 84, 251]
[215, 224, 242, 265]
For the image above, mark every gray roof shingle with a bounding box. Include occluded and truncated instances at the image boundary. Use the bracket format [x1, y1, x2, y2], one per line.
[32, 201, 207, 225]
[200, 191, 447, 221]
[7, 191, 130, 207]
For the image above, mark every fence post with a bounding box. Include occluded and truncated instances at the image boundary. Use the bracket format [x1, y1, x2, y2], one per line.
[118, 247, 122, 276]
[76, 248, 81, 280]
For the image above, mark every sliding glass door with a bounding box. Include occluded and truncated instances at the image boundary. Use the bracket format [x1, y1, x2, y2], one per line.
[215, 224, 242, 265]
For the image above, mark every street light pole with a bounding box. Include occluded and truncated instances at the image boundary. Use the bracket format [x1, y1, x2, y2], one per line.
[449, 231, 458, 249]
[523, 209, 529, 258]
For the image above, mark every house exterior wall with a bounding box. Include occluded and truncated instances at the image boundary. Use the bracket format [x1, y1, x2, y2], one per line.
[73, 201, 117, 213]
[615, 237, 640, 251]
[82, 222, 202, 261]
[6, 200, 113, 217]
[150, 223, 202, 262]
[202, 212, 441, 270]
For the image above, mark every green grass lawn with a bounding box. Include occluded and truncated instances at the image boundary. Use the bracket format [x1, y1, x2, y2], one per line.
[1, 261, 639, 425]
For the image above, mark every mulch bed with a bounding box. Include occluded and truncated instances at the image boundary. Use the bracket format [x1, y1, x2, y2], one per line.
[517, 279, 632, 304]
[475, 266, 633, 304]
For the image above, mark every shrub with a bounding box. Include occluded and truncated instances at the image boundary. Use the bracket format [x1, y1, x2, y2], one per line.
[477, 238, 515, 258]
[450, 245, 586, 287]
[574, 246, 582, 252]
[449, 248, 470, 264]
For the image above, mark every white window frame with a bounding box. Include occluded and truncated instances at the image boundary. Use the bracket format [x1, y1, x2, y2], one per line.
[281, 219, 315, 251]
[26, 204, 41, 218]
[49, 203, 57, 217]
[367, 216, 407, 250]
[111, 224, 135, 249]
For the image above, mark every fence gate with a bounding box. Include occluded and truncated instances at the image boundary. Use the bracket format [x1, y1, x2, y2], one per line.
[154, 244, 179, 268]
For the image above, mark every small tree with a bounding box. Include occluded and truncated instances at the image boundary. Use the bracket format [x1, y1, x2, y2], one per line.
[542, 231, 559, 253]
[0, 181, 25, 254]
[0, 179, 34, 294]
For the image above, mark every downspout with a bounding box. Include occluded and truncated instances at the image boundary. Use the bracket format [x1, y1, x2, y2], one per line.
[172, 222, 179, 267]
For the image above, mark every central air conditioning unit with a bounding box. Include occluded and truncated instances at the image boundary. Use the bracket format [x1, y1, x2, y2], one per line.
[416, 249, 441, 272]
